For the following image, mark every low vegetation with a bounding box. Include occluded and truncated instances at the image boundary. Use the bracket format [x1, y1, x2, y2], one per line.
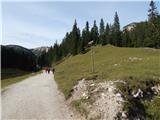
[145, 96, 160, 119]
[1, 70, 42, 88]
[1, 68, 30, 80]
[116, 77, 160, 119]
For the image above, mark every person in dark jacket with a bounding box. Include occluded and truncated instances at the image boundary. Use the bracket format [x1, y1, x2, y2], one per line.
[52, 68, 55, 73]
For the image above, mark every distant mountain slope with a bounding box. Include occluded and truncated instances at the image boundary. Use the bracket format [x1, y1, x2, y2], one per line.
[1, 45, 37, 71]
[31, 46, 49, 57]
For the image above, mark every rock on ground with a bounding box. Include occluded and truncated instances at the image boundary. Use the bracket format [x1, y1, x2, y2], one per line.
[69, 79, 127, 120]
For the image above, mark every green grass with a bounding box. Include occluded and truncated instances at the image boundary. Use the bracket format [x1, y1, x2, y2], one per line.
[1, 68, 30, 80]
[1, 70, 42, 88]
[54, 45, 160, 98]
[145, 96, 160, 119]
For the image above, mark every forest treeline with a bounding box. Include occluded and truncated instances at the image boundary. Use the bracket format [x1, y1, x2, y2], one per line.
[38, 0, 160, 67]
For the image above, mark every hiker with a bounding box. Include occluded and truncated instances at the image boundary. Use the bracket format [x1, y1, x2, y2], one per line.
[45, 67, 48, 73]
[48, 68, 50, 74]
[52, 68, 55, 74]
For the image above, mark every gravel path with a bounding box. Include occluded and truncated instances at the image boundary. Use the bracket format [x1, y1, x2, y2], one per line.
[2, 71, 76, 120]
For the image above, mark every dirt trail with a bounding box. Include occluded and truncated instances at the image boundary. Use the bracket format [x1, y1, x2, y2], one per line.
[2, 71, 76, 120]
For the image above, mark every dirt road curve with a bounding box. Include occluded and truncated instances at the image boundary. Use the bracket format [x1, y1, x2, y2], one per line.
[2, 71, 76, 120]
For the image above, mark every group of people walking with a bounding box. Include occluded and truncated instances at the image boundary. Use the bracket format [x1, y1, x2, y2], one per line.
[43, 67, 55, 74]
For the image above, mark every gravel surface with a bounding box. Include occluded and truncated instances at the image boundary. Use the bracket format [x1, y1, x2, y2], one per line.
[2, 71, 76, 120]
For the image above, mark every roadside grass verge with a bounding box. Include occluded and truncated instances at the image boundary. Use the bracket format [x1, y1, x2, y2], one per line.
[54, 45, 160, 98]
[1, 68, 30, 80]
[1, 70, 42, 88]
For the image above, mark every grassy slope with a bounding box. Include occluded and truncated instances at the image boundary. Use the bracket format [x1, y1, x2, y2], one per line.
[54, 45, 160, 98]
[1, 69, 42, 88]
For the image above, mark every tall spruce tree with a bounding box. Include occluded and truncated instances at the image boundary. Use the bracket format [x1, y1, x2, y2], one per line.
[99, 18, 105, 45]
[85, 21, 90, 45]
[82, 21, 90, 46]
[148, 0, 160, 48]
[148, 0, 159, 21]
[78, 30, 85, 53]
[53, 41, 60, 62]
[112, 12, 121, 46]
[70, 20, 81, 55]
[103, 23, 110, 45]
[90, 20, 99, 45]
[122, 29, 129, 47]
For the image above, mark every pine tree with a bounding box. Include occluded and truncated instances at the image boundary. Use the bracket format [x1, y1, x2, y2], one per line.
[148, 0, 159, 21]
[147, 0, 160, 48]
[113, 12, 120, 33]
[78, 32, 85, 53]
[81, 21, 91, 47]
[99, 18, 105, 45]
[70, 20, 81, 55]
[90, 20, 99, 45]
[53, 41, 60, 62]
[112, 12, 121, 46]
[154, 16, 160, 48]
[85, 21, 90, 45]
[103, 23, 110, 45]
[122, 29, 129, 47]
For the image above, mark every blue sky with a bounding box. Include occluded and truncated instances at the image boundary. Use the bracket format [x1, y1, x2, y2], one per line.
[1, 1, 160, 48]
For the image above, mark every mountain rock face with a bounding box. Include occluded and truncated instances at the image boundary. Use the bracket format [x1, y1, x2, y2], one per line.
[31, 46, 49, 57]
[1, 45, 37, 71]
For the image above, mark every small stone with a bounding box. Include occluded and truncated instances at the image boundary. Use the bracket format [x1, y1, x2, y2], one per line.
[114, 64, 118, 66]
[116, 93, 121, 97]
[108, 87, 113, 92]
[90, 83, 95, 87]
[122, 112, 127, 118]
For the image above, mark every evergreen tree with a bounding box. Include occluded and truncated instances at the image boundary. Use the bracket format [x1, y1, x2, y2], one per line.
[66, 32, 73, 54]
[112, 12, 121, 46]
[148, 0, 159, 21]
[99, 18, 105, 45]
[113, 12, 120, 33]
[147, 0, 160, 48]
[103, 23, 110, 45]
[154, 16, 160, 48]
[70, 20, 81, 55]
[78, 31, 85, 53]
[53, 41, 60, 62]
[84, 21, 90, 46]
[122, 29, 129, 47]
[90, 20, 99, 45]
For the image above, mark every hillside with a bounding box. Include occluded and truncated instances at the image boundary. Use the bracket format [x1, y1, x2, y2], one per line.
[1, 45, 37, 71]
[54, 45, 160, 119]
[54, 45, 160, 97]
